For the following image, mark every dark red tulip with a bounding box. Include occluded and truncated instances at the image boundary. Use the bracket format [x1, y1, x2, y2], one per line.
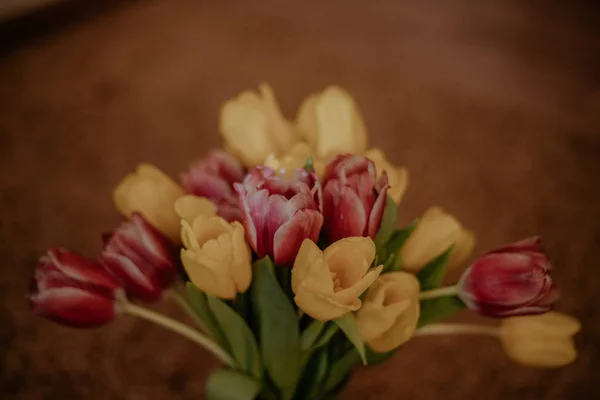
[29, 248, 122, 328]
[458, 237, 559, 318]
[181, 150, 245, 222]
[321, 155, 389, 243]
[234, 166, 323, 266]
[100, 213, 176, 302]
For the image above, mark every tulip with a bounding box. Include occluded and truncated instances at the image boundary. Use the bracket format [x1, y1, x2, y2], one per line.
[364, 148, 409, 205]
[234, 166, 323, 266]
[114, 163, 185, 243]
[181, 150, 245, 222]
[321, 155, 389, 243]
[399, 206, 475, 273]
[457, 236, 558, 318]
[291, 238, 383, 321]
[220, 83, 298, 167]
[29, 248, 122, 327]
[264, 142, 326, 181]
[99, 213, 177, 302]
[356, 272, 420, 352]
[501, 312, 580, 367]
[178, 207, 252, 299]
[296, 86, 368, 160]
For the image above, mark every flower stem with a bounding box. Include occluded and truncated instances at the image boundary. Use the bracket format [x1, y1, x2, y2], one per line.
[419, 285, 459, 300]
[414, 323, 501, 338]
[122, 302, 234, 366]
[168, 290, 213, 337]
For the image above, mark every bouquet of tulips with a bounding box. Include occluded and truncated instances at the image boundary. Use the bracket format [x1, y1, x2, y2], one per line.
[30, 84, 581, 399]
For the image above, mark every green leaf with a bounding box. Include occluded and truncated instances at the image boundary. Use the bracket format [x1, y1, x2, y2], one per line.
[312, 323, 339, 349]
[251, 257, 301, 398]
[304, 156, 315, 173]
[334, 313, 367, 365]
[323, 348, 360, 394]
[207, 295, 262, 379]
[418, 296, 466, 328]
[295, 347, 330, 400]
[416, 245, 454, 290]
[205, 369, 262, 400]
[365, 345, 397, 366]
[185, 283, 228, 349]
[373, 195, 398, 250]
[301, 320, 325, 351]
[381, 219, 418, 273]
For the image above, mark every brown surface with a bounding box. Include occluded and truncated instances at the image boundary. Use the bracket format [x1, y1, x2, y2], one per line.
[1, 0, 599, 399]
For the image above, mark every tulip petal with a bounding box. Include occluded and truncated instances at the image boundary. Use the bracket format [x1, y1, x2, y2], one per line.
[47, 249, 120, 290]
[492, 236, 542, 254]
[323, 181, 367, 242]
[332, 265, 383, 304]
[192, 216, 233, 247]
[230, 222, 253, 293]
[174, 195, 217, 224]
[273, 209, 324, 266]
[323, 237, 376, 288]
[291, 239, 328, 294]
[367, 176, 389, 238]
[294, 290, 356, 321]
[181, 249, 237, 299]
[29, 287, 116, 328]
[447, 228, 476, 270]
[100, 252, 161, 302]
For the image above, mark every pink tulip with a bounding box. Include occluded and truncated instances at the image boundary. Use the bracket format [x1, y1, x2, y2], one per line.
[321, 155, 389, 243]
[181, 150, 245, 222]
[458, 236, 559, 317]
[100, 213, 176, 302]
[29, 248, 122, 328]
[234, 166, 323, 266]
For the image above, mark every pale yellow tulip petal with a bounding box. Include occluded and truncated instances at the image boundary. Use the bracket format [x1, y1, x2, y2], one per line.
[447, 229, 476, 270]
[174, 195, 216, 224]
[296, 94, 319, 147]
[181, 249, 237, 299]
[324, 237, 376, 287]
[192, 216, 232, 247]
[181, 220, 200, 250]
[229, 222, 253, 293]
[292, 239, 327, 293]
[332, 265, 383, 304]
[314, 86, 358, 159]
[294, 290, 354, 321]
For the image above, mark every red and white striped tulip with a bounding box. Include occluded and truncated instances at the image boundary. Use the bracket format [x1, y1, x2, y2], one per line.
[181, 150, 245, 222]
[458, 236, 559, 318]
[29, 248, 122, 328]
[234, 166, 323, 266]
[321, 155, 389, 243]
[100, 213, 177, 302]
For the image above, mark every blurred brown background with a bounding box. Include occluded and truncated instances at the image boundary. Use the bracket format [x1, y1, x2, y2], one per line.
[1, 0, 599, 399]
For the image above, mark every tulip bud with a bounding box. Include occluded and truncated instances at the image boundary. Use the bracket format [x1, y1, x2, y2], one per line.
[181, 150, 245, 222]
[364, 148, 409, 205]
[113, 163, 185, 243]
[292, 238, 383, 321]
[356, 272, 420, 352]
[296, 86, 368, 160]
[234, 166, 323, 266]
[457, 236, 558, 318]
[99, 213, 177, 302]
[321, 155, 389, 243]
[264, 142, 326, 181]
[177, 200, 252, 299]
[220, 83, 298, 167]
[400, 206, 475, 273]
[501, 312, 580, 367]
[29, 248, 122, 328]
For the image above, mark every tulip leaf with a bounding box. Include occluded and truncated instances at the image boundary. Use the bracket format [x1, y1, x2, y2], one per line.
[334, 313, 367, 365]
[185, 283, 228, 350]
[207, 295, 262, 379]
[304, 156, 315, 173]
[323, 348, 361, 394]
[418, 296, 466, 328]
[251, 257, 301, 399]
[205, 369, 262, 400]
[373, 195, 398, 251]
[301, 320, 325, 350]
[312, 322, 340, 349]
[416, 245, 454, 290]
[365, 345, 397, 366]
[295, 346, 330, 399]
[380, 219, 418, 273]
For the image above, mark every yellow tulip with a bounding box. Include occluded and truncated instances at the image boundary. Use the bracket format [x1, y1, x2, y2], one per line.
[501, 312, 581, 368]
[400, 206, 475, 273]
[364, 148, 409, 204]
[296, 86, 368, 160]
[113, 163, 185, 242]
[291, 237, 383, 321]
[264, 142, 326, 180]
[220, 83, 298, 167]
[177, 199, 252, 299]
[356, 272, 420, 352]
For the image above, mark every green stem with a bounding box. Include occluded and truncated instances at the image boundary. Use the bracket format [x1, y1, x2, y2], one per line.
[418, 285, 459, 300]
[414, 323, 501, 338]
[168, 290, 212, 336]
[122, 302, 234, 366]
